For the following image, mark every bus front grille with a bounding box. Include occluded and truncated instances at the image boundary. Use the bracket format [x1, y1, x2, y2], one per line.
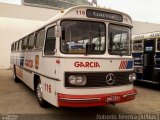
[65, 72, 132, 87]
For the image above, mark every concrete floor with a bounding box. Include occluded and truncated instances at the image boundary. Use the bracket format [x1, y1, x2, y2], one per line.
[0, 70, 160, 120]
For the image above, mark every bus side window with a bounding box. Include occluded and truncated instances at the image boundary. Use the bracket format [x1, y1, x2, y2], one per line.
[157, 39, 160, 51]
[11, 43, 14, 51]
[35, 28, 45, 49]
[14, 42, 17, 51]
[28, 33, 35, 50]
[44, 26, 56, 55]
[62, 27, 65, 40]
[13, 43, 15, 51]
[21, 37, 28, 50]
[19, 40, 22, 51]
[17, 41, 19, 51]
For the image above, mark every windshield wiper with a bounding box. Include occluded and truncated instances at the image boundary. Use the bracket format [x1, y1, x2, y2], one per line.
[119, 34, 123, 56]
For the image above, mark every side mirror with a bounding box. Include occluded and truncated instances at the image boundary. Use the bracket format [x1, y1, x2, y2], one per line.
[55, 26, 62, 37]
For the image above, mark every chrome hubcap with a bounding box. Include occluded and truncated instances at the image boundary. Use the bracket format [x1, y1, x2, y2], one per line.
[37, 83, 43, 101]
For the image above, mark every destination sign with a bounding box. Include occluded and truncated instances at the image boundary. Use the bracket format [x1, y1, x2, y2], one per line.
[86, 9, 123, 22]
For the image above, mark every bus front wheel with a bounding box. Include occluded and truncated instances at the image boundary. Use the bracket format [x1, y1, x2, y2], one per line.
[36, 79, 49, 108]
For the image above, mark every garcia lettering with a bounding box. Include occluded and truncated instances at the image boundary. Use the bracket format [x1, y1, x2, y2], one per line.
[74, 62, 100, 68]
[25, 59, 33, 68]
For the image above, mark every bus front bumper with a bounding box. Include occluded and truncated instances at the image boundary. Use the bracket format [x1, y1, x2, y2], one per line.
[58, 89, 137, 107]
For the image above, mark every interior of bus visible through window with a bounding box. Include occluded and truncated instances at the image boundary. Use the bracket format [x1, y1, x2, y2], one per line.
[22, 37, 28, 50]
[35, 28, 45, 49]
[108, 24, 131, 56]
[61, 20, 106, 54]
[133, 40, 143, 52]
[44, 26, 56, 55]
[28, 33, 35, 50]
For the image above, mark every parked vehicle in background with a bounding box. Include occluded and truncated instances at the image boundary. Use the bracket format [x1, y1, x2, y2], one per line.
[132, 32, 160, 85]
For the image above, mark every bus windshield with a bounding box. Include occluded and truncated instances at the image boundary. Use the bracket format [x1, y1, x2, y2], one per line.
[61, 20, 106, 54]
[108, 24, 131, 56]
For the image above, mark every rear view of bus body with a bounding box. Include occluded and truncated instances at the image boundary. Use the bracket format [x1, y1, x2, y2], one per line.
[11, 6, 137, 108]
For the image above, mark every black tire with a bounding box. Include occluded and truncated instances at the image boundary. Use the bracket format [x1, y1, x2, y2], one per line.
[36, 79, 49, 108]
[13, 67, 20, 83]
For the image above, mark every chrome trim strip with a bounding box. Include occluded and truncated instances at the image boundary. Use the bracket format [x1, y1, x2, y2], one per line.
[123, 93, 137, 98]
[60, 98, 100, 102]
[64, 84, 133, 89]
[155, 68, 160, 70]
[138, 79, 159, 84]
[134, 66, 143, 67]
[15, 65, 60, 81]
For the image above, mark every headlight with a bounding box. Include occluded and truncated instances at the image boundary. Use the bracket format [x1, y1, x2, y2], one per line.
[68, 75, 87, 86]
[129, 73, 137, 82]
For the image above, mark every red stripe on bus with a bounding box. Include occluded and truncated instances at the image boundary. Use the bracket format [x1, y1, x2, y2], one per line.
[58, 89, 137, 107]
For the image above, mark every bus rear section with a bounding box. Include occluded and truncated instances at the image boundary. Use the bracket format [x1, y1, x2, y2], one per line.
[132, 33, 160, 84]
[11, 6, 137, 108]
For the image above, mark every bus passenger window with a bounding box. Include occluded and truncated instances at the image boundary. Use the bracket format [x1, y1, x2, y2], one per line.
[21, 37, 28, 50]
[157, 39, 160, 51]
[17, 41, 20, 51]
[35, 28, 45, 49]
[44, 26, 56, 55]
[133, 40, 142, 52]
[14, 43, 17, 51]
[28, 33, 35, 50]
[19, 40, 22, 51]
[13, 43, 15, 51]
[11, 43, 14, 51]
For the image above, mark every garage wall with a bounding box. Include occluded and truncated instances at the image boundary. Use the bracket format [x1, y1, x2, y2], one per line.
[0, 3, 60, 69]
[132, 21, 160, 35]
[0, 17, 44, 69]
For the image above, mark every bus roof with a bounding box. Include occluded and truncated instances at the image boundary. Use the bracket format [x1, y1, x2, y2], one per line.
[132, 31, 160, 40]
[16, 5, 132, 42]
[46, 5, 132, 26]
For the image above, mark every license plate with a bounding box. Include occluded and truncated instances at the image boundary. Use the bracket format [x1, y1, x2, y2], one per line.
[106, 96, 121, 102]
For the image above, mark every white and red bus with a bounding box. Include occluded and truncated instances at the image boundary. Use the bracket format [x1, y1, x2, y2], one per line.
[11, 5, 137, 108]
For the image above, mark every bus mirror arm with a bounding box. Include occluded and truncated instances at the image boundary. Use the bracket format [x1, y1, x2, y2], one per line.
[55, 26, 62, 37]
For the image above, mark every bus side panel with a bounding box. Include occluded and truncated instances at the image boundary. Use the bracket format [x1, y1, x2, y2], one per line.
[155, 52, 160, 82]
[22, 69, 34, 90]
[41, 76, 58, 107]
[55, 57, 134, 95]
[15, 66, 23, 80]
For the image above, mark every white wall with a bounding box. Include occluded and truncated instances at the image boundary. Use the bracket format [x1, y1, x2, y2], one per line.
[0, 2, 60, 21]
[0, 17, 44, 69]
[0, 3, 60, 69]
[132, 21, 160, 35]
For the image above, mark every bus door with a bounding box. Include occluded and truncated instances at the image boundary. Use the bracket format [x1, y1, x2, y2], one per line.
[155, 38, 160, 82]
[132, 40, 143, 80]
[143, 39, 155, 81]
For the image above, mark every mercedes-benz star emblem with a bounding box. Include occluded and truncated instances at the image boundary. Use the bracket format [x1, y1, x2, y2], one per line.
[106, 73, 115, 85]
